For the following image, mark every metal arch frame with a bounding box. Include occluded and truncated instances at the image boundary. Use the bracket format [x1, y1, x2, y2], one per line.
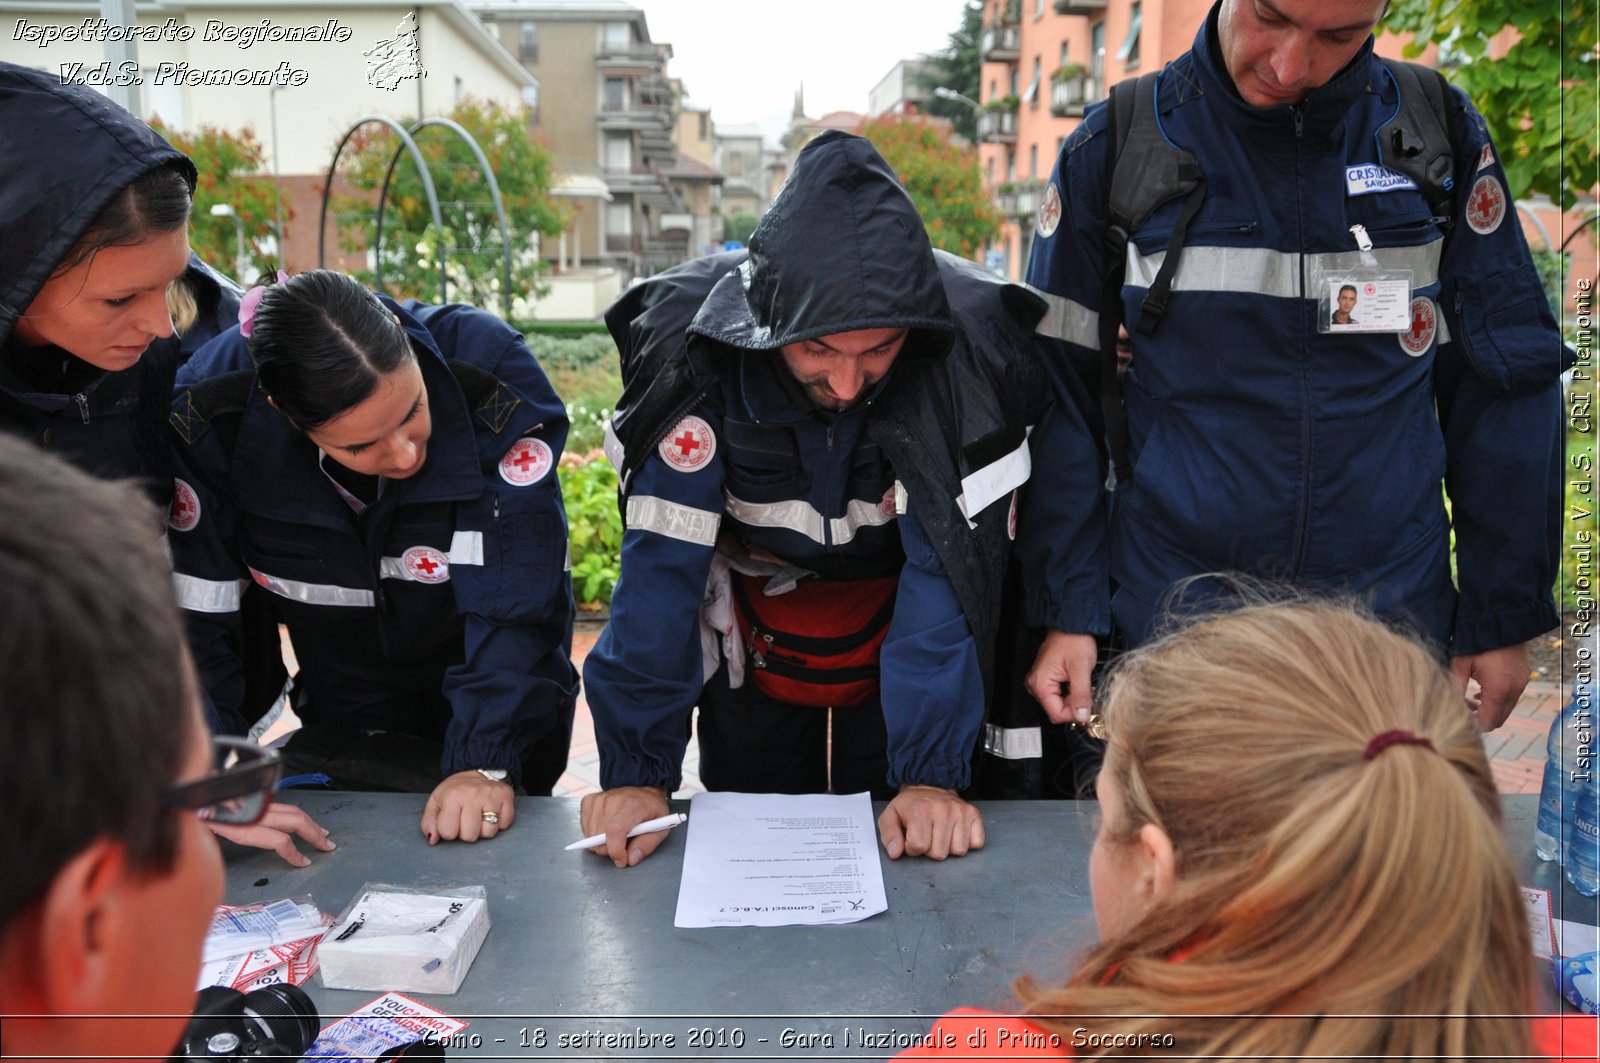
[380, 117, 514, 318]
[318, 115, 446, 302]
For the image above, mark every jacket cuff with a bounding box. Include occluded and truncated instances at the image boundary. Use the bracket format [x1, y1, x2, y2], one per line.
[1451, 597, 1560, 657]
[1026, 587, 1111, 637]
[443, 742, 524, 785]
[888, 755, 972, 793]
[599, 753, 682, 794]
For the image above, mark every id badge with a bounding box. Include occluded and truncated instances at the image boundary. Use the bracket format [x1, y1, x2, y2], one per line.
[1314, 223, 1416, 334]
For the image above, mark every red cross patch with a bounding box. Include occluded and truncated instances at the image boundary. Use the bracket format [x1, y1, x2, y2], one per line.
[498, 436, 553, 486]
[168, 478, 201, 532]
[1398, 296, 1436, 357]
[402, 545, 450, 584]
[1465, 174, 1505, 235]
[658, 415, 716, 472]
[1036, 182, 1063, 238]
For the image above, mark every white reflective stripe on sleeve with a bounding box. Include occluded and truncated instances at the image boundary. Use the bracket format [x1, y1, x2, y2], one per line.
[723, 491, 826, 545]
[448, 530, 484, 565]
[830, 497, 896, 546]
[1029, 285, 1098, 347]
[956, 436, 1032, 524]
[378, 556, 411, 581]
[1437, 315, 1452, 345]
[248, 567, 374, 607]
[173, 573, 245, 613]
[625, 494, 721, 546]
[603, 418, 625, 471]
[983, 723, 1044, 761]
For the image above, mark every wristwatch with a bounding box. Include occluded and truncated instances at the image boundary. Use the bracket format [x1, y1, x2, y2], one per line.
[477, 768, 510, 783]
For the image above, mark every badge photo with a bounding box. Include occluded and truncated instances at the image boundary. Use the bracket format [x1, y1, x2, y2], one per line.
[169, 478, 201, 532]
[499, 436, 553, 486]
[659, 415, 716, 472]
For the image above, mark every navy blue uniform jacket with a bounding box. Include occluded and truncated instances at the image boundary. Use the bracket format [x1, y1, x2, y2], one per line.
[168, 298, 577, 784]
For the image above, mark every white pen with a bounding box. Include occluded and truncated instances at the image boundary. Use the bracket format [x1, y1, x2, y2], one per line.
[564, 812, 688, 852]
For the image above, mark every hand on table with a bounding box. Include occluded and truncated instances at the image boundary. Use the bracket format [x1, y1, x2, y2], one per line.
[878, 785, 985, 861]
[1026, 631, 1099, 724]
[208, 801, 335, 868]
[421, 770, 515, 844]
[579, 785, 671, 868]
[1450, 643, 1532, 731]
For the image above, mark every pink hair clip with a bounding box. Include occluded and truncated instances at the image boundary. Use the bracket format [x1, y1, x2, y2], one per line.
[239, 269, 290, 338]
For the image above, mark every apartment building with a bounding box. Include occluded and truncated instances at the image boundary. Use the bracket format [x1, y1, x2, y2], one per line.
[472, 0, 704, 278]
[868, 58, 935, 118]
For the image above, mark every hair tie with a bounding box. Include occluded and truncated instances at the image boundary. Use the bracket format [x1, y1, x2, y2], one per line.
[1363, 730, 1435, 760]
[238, 269, 290, 338]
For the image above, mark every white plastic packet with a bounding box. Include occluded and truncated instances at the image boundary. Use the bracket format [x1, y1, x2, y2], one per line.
[317, 883, 489, 995]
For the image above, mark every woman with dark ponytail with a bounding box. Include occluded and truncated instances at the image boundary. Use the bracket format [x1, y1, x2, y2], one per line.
[169, 269, 577, 843]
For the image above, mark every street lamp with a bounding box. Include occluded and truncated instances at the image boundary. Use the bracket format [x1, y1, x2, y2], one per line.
[210, 203, 248, 283]
[933, 86, 985, 116]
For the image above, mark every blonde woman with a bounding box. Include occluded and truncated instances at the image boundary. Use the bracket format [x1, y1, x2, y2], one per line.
[902, 602, 1596, 1059]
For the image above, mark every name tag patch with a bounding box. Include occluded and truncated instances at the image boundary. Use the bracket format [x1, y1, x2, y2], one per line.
[1345, 164, 1418, 197]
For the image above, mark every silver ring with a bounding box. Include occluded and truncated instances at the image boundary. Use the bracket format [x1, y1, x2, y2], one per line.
[481, 811, 501, 825]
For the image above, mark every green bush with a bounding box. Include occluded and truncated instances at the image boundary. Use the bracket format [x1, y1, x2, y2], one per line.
[517, 319, 611, 338]
[561, 454, 622, 608]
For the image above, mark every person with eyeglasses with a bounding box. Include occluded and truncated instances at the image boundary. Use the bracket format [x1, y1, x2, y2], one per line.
[0, 435, 284, 1059]
[168, 268, 577, 844]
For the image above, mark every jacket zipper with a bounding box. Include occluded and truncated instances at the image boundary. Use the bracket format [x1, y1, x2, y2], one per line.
[1289, 103, 1311, 575]
[74, 393, 90, 424]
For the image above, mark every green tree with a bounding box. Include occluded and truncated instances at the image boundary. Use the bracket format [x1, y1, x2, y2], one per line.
[860, 116, 1003, 259]
[150, 121, 287, 283]
[724, 211, 760, 246]
[335, 99, 570, 315]
[916, 1, 984, 142]
[1383, 1, 1597, 207]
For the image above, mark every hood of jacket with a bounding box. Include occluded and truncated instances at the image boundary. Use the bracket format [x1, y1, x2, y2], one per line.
[0, 61, 196, 349]
[688, 129, 956, 361]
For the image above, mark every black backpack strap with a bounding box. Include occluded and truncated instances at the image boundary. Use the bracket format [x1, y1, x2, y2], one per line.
[1376, 58, 1456, 231]
[1099, 70, 1205, 483]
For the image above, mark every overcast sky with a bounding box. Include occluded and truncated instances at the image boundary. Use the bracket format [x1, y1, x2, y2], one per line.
[632, 0, 974, 143]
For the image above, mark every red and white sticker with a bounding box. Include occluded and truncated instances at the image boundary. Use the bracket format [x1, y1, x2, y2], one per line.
[1477, 143, 1495, 172]
[169, 478, 201, 532]
[1399, 296, 1437, 356]
[1007, 490, 1019, 541]
[401, 545, 450, 584]
[878, 485, 897, 518]
[1465, 174, 1506, 235]
[658, 415, 716, 472]
[498, 436, 553, 486]
[1036, 181, 1063, 238]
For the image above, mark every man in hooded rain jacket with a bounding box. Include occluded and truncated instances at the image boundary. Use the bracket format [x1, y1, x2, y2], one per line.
[580, 131, 1108, 866]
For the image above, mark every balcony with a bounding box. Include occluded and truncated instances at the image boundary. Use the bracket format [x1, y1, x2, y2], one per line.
[597, 41, 664, 75]
[980, 24, 1020, 62]
[597, 102, 673, 131]
[977, 108, 1017, 144]
[994, 179, 1046, 219]
[1050, 73, 1101, 117]
[1054, 0, 1107, 14]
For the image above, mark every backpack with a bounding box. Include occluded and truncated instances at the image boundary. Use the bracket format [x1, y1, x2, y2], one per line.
[1096, 58, 1458, 482]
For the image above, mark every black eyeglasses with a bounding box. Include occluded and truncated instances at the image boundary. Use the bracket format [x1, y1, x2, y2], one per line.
[160, 735, 282, 826]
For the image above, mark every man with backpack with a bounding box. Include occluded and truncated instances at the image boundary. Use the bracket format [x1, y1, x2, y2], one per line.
[1021, 0, 1566, 730]
[580, 131, 1108, 867]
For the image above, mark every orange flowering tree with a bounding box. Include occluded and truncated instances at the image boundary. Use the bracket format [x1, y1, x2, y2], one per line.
[858, 115, 1002, 260]
[151, 121, 288, 284]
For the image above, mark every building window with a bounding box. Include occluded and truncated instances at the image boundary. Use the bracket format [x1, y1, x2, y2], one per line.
[1009, 67, 1018, 97]
[519, 22, 538, 62]
[1034, 0, 1044, 17]
[1029, 144, 1038, 178]
[521, 84, 540, 124]
[1005, 150, 1016, 182]
[604, 77, 627, 111]
[602, 21, 629, 47]
[1060, 39, 1071, 65]
[1024, 56, 1041, 109]
[1118, 3, 1142, 69]
[1091, 20, 1106, 81]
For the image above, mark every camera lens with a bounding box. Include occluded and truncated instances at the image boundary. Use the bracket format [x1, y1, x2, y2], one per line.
[238, 983, 320, 1054]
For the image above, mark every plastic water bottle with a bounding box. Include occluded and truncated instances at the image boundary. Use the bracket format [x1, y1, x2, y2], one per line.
[1568, 774, 1600, 896]
[1536, 682, 1591, 863]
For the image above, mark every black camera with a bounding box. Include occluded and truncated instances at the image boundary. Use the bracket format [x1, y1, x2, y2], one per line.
[172, 984, 320, 1061]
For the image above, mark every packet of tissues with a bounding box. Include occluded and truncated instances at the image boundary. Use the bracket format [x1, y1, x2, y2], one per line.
[317, 884, 489, 995]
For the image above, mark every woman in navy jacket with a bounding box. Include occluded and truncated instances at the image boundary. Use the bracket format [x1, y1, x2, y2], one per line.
[169, 270, 577, 843]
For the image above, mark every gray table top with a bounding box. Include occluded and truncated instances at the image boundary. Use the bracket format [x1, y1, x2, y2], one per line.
[221, 793, 1593, 1059]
